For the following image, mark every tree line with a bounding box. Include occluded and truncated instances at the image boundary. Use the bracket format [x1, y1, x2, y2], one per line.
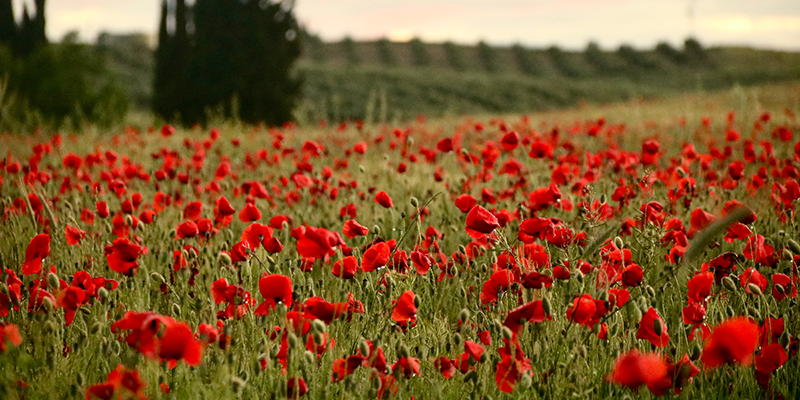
[153, 0, 302, 126]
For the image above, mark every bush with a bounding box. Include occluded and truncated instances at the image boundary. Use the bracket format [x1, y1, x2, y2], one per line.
[0, 37, 129, 131]
[584, 41, 615, 74]
[408, 38, 430, 67]
[655, 41, 687, 64]
[376, 38, 396, 66]
[547, 45, 583, 78]
[511, 43, 539, 75]
[617, 44, 658, 70]
[443, 41, 467, 71]
[341, 36, 360, 65]
[477, 40, 499, 72]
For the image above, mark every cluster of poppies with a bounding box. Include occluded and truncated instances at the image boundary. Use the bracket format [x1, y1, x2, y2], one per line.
[1, 108, 798, 399]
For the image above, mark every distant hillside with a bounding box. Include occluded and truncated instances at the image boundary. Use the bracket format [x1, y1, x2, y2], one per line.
[100, 34, 800, 123]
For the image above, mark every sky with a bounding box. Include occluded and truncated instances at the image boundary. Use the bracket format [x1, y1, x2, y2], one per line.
[14, 0, 800, 51]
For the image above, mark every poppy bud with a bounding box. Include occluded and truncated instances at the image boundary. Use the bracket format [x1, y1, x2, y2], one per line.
[721, 276, 737, 292]
[453, 333, 462, 346]
[171, 303, 181, 316]
[0, 283, 8, 297]
[631, 306, 642, 322]
[779, 331, 791, 347]
[313, 332, 323, 345]
[501, 326, 513, 340]
[614, 237, 624, 249]
[311, 319, 326, 334]
[788, 239, 800, 255]
[372, 225, 381, 235]
[303, 350, 316, 365]
[645, 285, 656, 298]
[598, 290, 609, 301]
[150, 272, 165, 285]
[110, 340, 121, 355]
[43, 320, 56, 333]
[47, 272, 60, 289]
[359, 164, 366, 173]
[690, 342, 701, 360]
[747, 306, 761, 320]
[463, 370, 478, 383]
[398, 343, 410, 358]
[409, 197, 419, 208]
[459, 308, 470, 323]
[287, 332, 298, 349]
[725, 305, 735, 317]
[231, 376, 246, 395]
[219, 252, 232, 265]
[782, 249, 794, 261]
[97, 287, 109, 301]
[653, 318, 663, 336]
[775, 284, 786, 295]
[359, 341, 371, 356]
[458, 245, 467, 255]
[42, 296, 55, 313]
[747, 283, 762, 296]
[541, 297, 552, 315]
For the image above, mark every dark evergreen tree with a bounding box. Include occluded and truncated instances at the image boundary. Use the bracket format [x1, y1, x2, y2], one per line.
[152, 0, 173, 119]
[0, 0, 16, 50]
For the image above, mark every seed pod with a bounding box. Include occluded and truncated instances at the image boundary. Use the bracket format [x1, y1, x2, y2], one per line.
[541, 297, 551, 315]
[721, 276, 737, 292]
[501, 327, 513, 340]
[653, 319, 663, 336]
[459, 308, 471, 323]
[788, 239, 800, 255]
[453, 333, 463, 346]
[47, 273, 60, 289]
[311, 319, 326, 334]
[747, 283, 763, 296]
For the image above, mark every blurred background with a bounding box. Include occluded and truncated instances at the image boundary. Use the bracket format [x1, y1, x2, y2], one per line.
[1, 0, 799, 130]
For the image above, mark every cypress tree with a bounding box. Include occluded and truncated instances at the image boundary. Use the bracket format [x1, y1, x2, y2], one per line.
[0, 0, 16, 50]
[33, 0, 46, 46]
[153, 0, 173, 119]
[172, 0, 190, 120]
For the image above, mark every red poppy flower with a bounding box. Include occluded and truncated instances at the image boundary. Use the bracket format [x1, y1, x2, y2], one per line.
[465, 205, 500, 238]
[687, 272, 714, 303]
[158, 322, 203, 368]
[391, 290, 417, 330]
[566, 294, 597, 326]
[0, 323, 22, 352]
[183, 201, 203, 221]
[238, 202, 262, 222]
[65, 225, 86, 246]
[374, 191, 393, 208]
[620, 264, 643, 287]
[701, 317, 759, 368]
[454, 194, 478, 213]
[434, 357, 456, 379]
[296, 226, 342, 260]
[607, 350, 668, 393]
[176, 220, 199, 239]
[97, 201, 110, 219]
[85, 364, 147, 400]
[772, 273, 798, 301]
[240, 223, 273, 250]
[104, 238, 143, 276]
[56, 286, 86, 326]
[743, 234, 777, 267]
[520, 271, 552, 289]
[286, 377, 308, 399]
[503, 300, 552, 336]
[739, 267, 768, 294]
[496, 339, 531, 393]
[480, 270, 513, 304]
[21, 233, 50, 275]
[255, 274, 293, 316]
[637, 307, 669, 347]
[332, 256, 359, 279]
[342, 219, 368, 239]
[362, 242, 390, 272]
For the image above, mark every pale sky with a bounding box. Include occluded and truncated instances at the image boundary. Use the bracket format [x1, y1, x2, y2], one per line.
[13, 0, 800, 50]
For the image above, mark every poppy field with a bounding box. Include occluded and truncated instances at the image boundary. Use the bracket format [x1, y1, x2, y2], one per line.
[0, 87, 799, 399]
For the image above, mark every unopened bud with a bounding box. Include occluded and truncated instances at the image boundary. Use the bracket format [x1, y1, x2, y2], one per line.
[721, 276, 737, 292]
[311, 319, 326, 334]
[150, 272, 165, 284]
[788, 239, 800, 255]
[653, 319, 663, 336]
[614, 237, 624, 249]
[541, 297, 551, 315]
[747, 283, 763, 296]
[501, 327, 513, 340]
[409, 197, 419, 208]
[47, 273, 60, 289]
[219, 252, 232, 265]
